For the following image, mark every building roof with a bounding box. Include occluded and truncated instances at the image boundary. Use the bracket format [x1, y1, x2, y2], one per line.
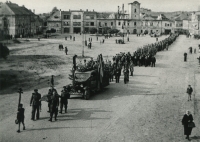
[47, 10, 61, 22]
[6, 2, 32, 15]
[128, 1, 140, 5]
[173, 13, 191, 21]
[97, 12, 117, 19]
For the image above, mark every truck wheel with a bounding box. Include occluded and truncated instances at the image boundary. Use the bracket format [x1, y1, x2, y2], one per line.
[84, 90, 90, 100]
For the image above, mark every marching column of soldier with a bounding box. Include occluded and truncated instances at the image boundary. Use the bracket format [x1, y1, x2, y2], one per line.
[108, 33, 179, 84]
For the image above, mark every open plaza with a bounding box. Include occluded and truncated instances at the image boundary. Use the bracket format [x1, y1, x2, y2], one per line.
[0, 0, 200, 142]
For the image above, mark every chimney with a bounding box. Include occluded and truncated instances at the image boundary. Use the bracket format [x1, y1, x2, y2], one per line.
[86, 9, 88, 12]
[33, 9, 35, 13]
[80, 9, 82, 11]
[93, 9, 94, 12]
[69, 9, 70, 11]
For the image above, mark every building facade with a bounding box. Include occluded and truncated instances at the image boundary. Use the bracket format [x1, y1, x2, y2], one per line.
[0, 2, 43, 38]
[46, 1, 180, 35]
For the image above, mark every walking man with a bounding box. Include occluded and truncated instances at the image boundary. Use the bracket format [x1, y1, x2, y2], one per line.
[30, 89, 41, 120]
[59, 86, 70, 114]
[49, 90, 59, 122]
[65, 47, 68, 55]
[186, 85, 193, 101]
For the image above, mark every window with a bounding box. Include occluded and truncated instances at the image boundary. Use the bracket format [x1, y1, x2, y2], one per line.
[111, 22, 113, 26]
[118, 22, 121, 26]
[170, 23, 172, 27]
[105, 23, 107, 26]
[134, 22, 136, 26]
[123, 22, 125, 25]
[150, 22, 153, 26]
[64, 28, 70, 33]
[73, 22, 81, 26]
[64, 15, 70, 19]
[86, 15, 94, 19]
[86, 22, 90, 26]
[63, 22, 70, 26]
[99, 22, 101, 26]
[90, 22, 94, 26]
[127, 22, 129, 26]
[73, 15, 81, 19]
[135, 9, 137, 13]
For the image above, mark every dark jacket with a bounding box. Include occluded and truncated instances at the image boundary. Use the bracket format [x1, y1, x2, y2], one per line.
[50, 95, 59, 110]
[30, 93, 41, 106]
[17, 108, 25, 122]
[182, 114, 194, 135]
[187, 87, 193, 94]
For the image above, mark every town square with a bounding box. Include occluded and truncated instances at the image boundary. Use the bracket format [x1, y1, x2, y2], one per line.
[0, 0, 200, 142]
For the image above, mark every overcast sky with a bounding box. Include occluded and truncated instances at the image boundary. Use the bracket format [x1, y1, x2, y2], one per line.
[4, 0, 200, 14]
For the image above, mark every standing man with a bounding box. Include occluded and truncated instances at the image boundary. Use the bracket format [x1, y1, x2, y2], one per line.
[65, 47, 68, 55]
[49, 90, 59, 122]
[187, 85, 193, 101]
[30, 89, 41, 120]
[59, 86, 70, 114]
[51, 75, 54, 87]
[151, 56, 156, 67]
[115, 67, 121, 83]
[184, 52, 187, 62]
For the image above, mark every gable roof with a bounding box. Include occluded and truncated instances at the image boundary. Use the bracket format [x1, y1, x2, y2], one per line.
[47, 10, 61, 21]
[97, 12, 117, 19]
[6, 2, 32, 15]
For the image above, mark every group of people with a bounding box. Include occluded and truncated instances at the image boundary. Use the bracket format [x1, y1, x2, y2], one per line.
[16, 85, 71, 133]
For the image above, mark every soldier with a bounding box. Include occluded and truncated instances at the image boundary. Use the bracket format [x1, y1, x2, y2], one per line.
[115, 66, 121, 83]
[30, 89, 41, 120]
[151, 56, 156, 67]
[189, 47, 192, 54]
[197, 56, 200, 64]
[123, 67, 129, 84]
[49, 90, 59, 122]
[59, 86, 70, 114]
[129, 61, 134, 76]
[16, 104, 25, 133]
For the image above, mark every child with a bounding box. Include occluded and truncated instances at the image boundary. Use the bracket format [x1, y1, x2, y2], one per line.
[17, 104, 25, 133]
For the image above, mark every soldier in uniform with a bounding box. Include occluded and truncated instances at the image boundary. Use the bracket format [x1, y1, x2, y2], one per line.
[129, 61, 134, 76]
[59, 86, 70, 114]
[123, 67, 129, 84]
[49, 90, 59, 122]
[115, 66, 121, 83]
[184, 52, 188, 62]
[30, 89, 41, 120]
[151, 56, 156, 67]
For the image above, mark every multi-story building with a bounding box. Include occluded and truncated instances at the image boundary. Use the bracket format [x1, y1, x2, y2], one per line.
[0, 1, 43, 38]
[46, 1, 176, 35]
[189, 12, 200, 35]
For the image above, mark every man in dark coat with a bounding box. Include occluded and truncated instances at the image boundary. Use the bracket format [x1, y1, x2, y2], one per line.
[30, 89, 41, 120]
[151, 56, 156, 67]
[115, 67, 121, 83]
[49, 90, 59, 122]
[184, 52, 187, 62]
[187, 85, 193, 101]
[59, 86, 70, 114]
[182, 111, 194, 140]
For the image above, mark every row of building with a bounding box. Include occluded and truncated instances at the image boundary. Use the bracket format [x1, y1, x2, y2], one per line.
[47, 1, 200, 35]
[0, 1, 199, 39]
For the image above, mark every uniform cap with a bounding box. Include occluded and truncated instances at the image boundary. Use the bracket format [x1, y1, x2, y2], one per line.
[34, 89, 38, 92]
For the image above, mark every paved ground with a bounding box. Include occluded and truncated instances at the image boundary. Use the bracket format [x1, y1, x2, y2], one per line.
[0, 35, 200, 142]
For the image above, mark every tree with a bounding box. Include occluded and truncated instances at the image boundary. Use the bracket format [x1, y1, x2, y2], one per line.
[50, 28, 56, 33]
[108, 29, 120, 34]
[51, 7, 59, 14]
[102, 27, 111, 35]
[0, 43, 9, 59]
[89, 28, 97, 34]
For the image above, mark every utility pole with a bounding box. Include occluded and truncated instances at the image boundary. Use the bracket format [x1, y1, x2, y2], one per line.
[82, 12, 84, 57]
[18, 88, 23, 107]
